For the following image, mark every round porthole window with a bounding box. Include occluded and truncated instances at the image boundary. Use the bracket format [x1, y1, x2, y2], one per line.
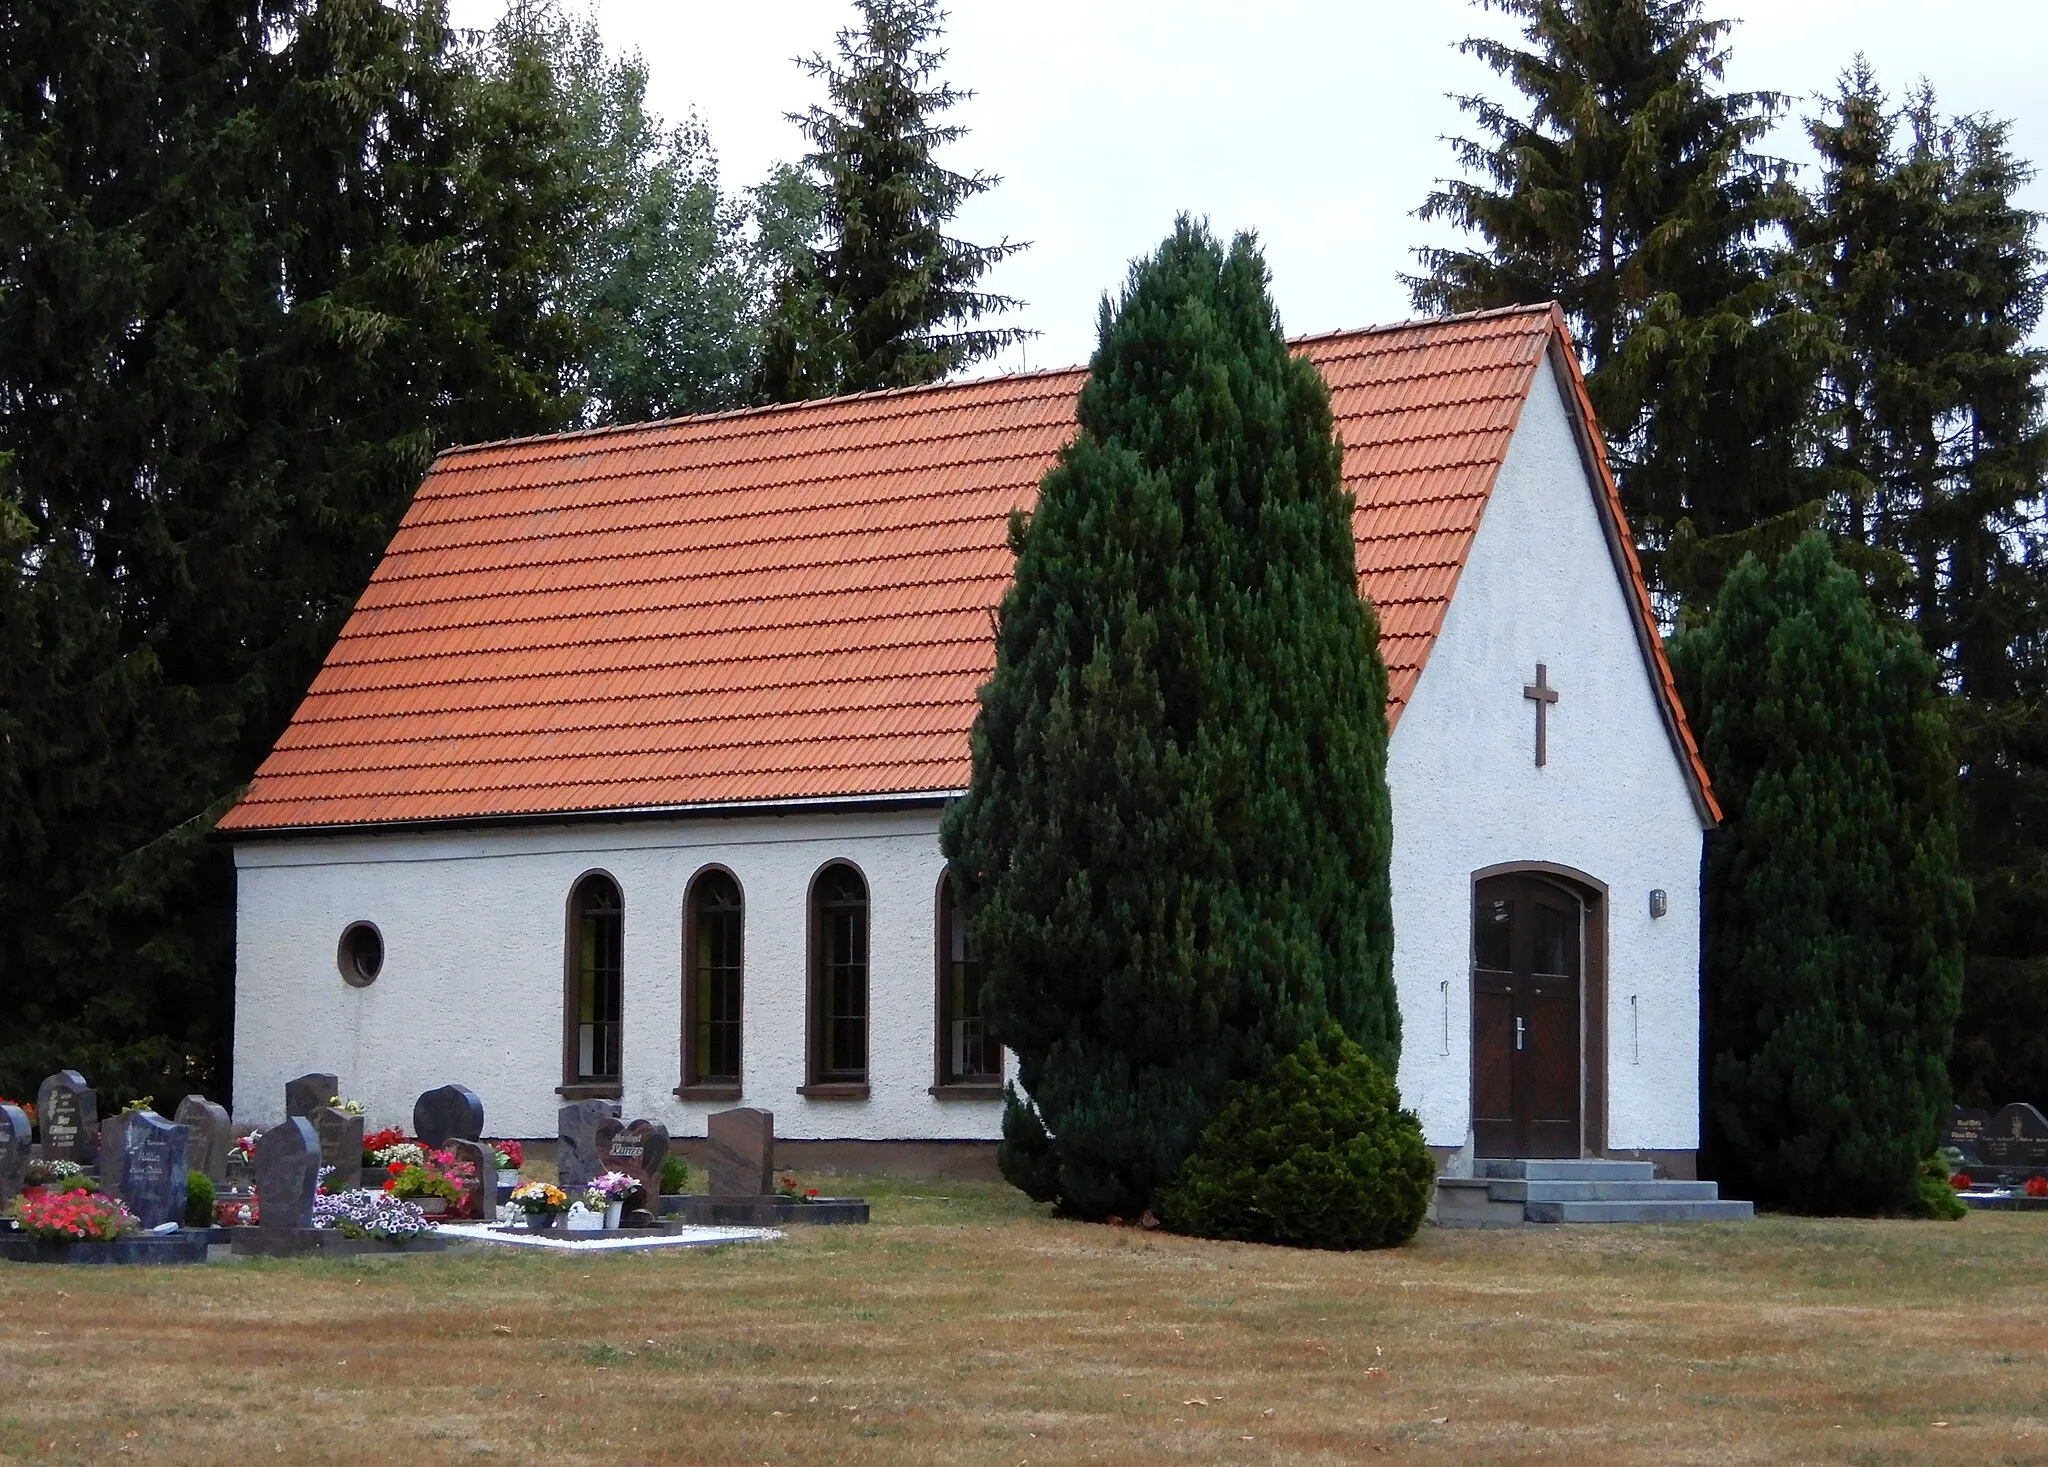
[338, 922, 384, 987]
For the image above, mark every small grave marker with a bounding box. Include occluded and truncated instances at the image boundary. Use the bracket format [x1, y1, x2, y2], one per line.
[174, 1095, 233, 1183]
[444, 1137, 497, 1219]
[284, 1072, 339, 1121]
[310, 1105, 364, 1192]
[413, 1084, 485, 1149]
[254, 1117, 321, 1230]
[556, 1099, 619, 1195]
[120, 1110, 189, 1231]
[706, 1108, 775, 1197]
[35, 1070, 97, 1165]
[0, 1102, 30, 1209]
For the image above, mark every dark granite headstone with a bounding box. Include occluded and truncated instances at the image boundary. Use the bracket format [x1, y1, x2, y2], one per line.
[254, 1117, 321, 1230]
[310, 1105, 364, 1192]
[98, 1116, 131, 1199]
[413, 1084, 484, 1149]
[35, 1070, 97, 1164]
[174, 1095, 233, 1183]
[706, 1107, 775, 1197]
[119, 1110, 188, 1231]
[284, 1073, 338, 1121]
[444, 1137, 496, 1220]
[0, 1102, 30, 1209]
[594, 1117, 668, 1197]
[1979, 1103, 2048, 1169]
[1944, 1106, 1991, 1164]
[556, 1099, 620, 1195]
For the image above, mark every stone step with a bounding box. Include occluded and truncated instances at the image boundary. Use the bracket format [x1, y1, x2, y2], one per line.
[1428, 1178, 1526, 1229]
[1523, 1198, 1756, 1224]
[1485, 1179, 1725, 1203]
[1477, 1158, 1657, 1182]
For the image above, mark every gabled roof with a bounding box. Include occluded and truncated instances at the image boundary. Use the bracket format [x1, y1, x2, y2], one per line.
[219, 303, 1716, 834]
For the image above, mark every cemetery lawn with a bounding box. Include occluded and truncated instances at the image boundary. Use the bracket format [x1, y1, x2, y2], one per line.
[1, 1182, 2044, 1466]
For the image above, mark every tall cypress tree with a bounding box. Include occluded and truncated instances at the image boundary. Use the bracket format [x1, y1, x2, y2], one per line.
[1409, 0, 1817, 595]
[757, 0, 1029, 401]
[940, 220, 1397, 1219]
[1671, 535, 1970, 1213]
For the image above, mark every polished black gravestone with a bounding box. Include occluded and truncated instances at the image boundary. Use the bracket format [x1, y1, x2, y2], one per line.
[413, 1084, 485, 1149]
[253, 1116, 320, 1229]
[444, 1137, 497, 1220]
[310, 1105, 365, 1192]
[0, 1102, 30, 1208]
[174, 1095, 233, 1183]
[706, 1107, 774, 1197]
[118, 1110, 189, 1231]
[35, 1070, 97, 1165]
[556, 1098, 620, 1195]
[1978, 1103, 2048, 1171]
[284, 1072, 338, 1121]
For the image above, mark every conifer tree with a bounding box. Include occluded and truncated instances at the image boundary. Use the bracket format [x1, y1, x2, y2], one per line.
[1410, 0, 1817, 594]
[941, 220, 1398, 1219]
[1671, 535, 1970, 1213]
[758, 0, 1029, 401]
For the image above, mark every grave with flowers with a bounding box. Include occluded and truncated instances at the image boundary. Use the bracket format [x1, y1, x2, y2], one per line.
[663, 1107, 869, 1227]
[1946, 1103, 2048, 1211]
[0, 1083, 211, 1264]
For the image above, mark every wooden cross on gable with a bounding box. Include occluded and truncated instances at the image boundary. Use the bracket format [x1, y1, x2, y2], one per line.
[1523, 663, 1558, 767]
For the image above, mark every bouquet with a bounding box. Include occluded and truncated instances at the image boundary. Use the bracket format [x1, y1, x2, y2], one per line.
[383, 1149, 474, 1210]
[583, 1171, 641, 1211]
[11, 1189, 137, 1243]
[491, 1140, 524, 1171]
[510, 1182, 568, 1217]
[232, 1131, 261, 1162]
[370, 1141, 426, 1170]
[215, 1197, 257, 1227]
[313, 1188, 433, 1241]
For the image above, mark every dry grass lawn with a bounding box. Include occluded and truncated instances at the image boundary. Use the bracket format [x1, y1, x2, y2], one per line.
[1, 1178, 2044, 1465]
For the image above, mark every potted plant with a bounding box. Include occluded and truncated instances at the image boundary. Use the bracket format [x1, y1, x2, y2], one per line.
[509, 1181, 569, 1229]
[9, 1189, 139, 1256]
[382, 1154, 464, 1216]
[583, 1171, 639, 1228]
[312, 1188, 435, 1243]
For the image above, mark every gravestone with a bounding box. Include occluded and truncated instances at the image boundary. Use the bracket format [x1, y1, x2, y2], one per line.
[444, 1137, 497, 1220]
[254, 1117, 321, 1230]
[284, 1073, 338, 1121]
[0, 1102, 30, 1209]
[706, 1107, 775, 1197]
[310, 1105, 364, 1192]
[1978, 1103, 2048, 1171]
[413, 1084, 485, 1149]
[174, 1095, 233, 1183]
[119, 1110, 189, 1231]
[556, 1099, 620, 1195]
[594, 1117, 669, 1207]
[35, 1070, 97, 1165]
[98, 1116, 132, 1199]
[1943, 1106, 1991, 1165]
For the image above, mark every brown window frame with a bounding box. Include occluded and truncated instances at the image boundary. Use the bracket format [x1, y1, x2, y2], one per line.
[560, 870, 625, 1098]
[678, 865, 745, 1101]
[932, 872, 1001, 1094]
[802, 861, 871, 1097]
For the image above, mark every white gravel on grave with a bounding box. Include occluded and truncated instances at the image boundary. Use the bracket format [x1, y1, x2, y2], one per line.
[446, 1223, 782, 1252]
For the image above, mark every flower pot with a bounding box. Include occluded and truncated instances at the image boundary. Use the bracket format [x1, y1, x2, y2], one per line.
[526, 1211, 559, 1231]
[411, 1197, 448, 1217]
[604, 1201, 622, 1229]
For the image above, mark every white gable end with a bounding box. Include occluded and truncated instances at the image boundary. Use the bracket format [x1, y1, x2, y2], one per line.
[1385, 353, 1704, 1155]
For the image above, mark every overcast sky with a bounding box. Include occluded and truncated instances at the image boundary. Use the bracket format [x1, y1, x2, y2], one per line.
[448, 0, 2048, 376]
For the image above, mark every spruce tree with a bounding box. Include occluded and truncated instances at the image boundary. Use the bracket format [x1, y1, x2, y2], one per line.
[940, 220, 1397, 1219]
[1671, 535, 1970, 1213]
[758, 0, 1030, 401]
[1410, 0, 1818, 595]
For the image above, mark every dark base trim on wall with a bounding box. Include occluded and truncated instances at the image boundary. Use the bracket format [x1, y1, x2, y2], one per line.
[556, 1082, 623, 1101]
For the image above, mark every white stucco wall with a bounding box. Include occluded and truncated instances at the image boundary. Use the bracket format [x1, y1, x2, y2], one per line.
[1386, 354, 1705, 1152]
[231, 807, 1005, 1141]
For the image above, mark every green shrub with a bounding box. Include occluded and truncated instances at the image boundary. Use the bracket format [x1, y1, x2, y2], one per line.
[659, 1153, 689, 1195]
[1159, 1024, 1433, 1249]
[1907, 1155, 1967, 1221]
[184, 1170, 216, 1228]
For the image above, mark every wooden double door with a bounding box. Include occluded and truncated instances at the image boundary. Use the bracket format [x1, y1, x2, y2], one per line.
[1472, 872, 1584, 1158]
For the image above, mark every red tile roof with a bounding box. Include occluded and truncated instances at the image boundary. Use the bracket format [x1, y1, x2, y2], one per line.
[220, 303, 1716, 833]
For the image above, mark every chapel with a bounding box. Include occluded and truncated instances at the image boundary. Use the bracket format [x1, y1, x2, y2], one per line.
[220, 302, 1718, 1174]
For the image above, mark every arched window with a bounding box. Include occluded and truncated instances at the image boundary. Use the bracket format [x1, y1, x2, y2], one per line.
[566, 873, 623, 1085]
[683, 869, 744, 1092]
[808, 863, 869, 1088]
[936, 874, 999, 1086]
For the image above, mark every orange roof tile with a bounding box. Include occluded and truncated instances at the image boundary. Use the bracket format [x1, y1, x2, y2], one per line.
[220, 303, 1716, 833]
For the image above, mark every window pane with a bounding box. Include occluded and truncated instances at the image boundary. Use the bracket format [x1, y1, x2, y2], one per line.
[815, 866, 868, 1081]
[1533, 901, 1572, 976]
[1474, 897, 1512, 971]
[692, 874, 743, 1085]
[573, 875, 622, 1081]
[942, 881, 998, 1082]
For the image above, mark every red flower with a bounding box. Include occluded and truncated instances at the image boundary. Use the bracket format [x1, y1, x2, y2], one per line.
[1950, 1172, 1973, 1191]
[2024, 1176, 2048, 1199]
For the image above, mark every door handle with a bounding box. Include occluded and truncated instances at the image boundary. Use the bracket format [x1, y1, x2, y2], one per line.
[1515, 1017, 1526, 1051]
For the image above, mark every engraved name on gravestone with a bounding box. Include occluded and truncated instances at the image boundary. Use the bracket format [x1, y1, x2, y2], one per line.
[120, 1110, 188, 1231]
[706, 1107, 775, 1197]
[174, 1095, 233, 1183]
[1979, 1103, 2048, 1169]
[413, 1084, 485, 1149]
[254, 1117, 321, 1230]
[35, 1070, 97, 1165]
[310, 1105, 364, 1192]
[556, 1099, 620, 1195]
[0, 1102, 30, 1209]
[594, 1116, 669, 1194]
[444, 1137, 496, 1219]
[1943, 1106, 1991, 1164]
[284, 1073, 339, 1121]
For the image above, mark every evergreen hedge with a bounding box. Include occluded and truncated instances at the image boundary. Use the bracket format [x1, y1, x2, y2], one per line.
[1159, 1024, 1433, 1249]
[941, 219, 1397, 1219]
[1671, 534, 1971, 1214]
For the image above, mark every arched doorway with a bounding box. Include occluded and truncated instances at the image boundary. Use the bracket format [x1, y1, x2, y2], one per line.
[1471, 868, 1605, 1158]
